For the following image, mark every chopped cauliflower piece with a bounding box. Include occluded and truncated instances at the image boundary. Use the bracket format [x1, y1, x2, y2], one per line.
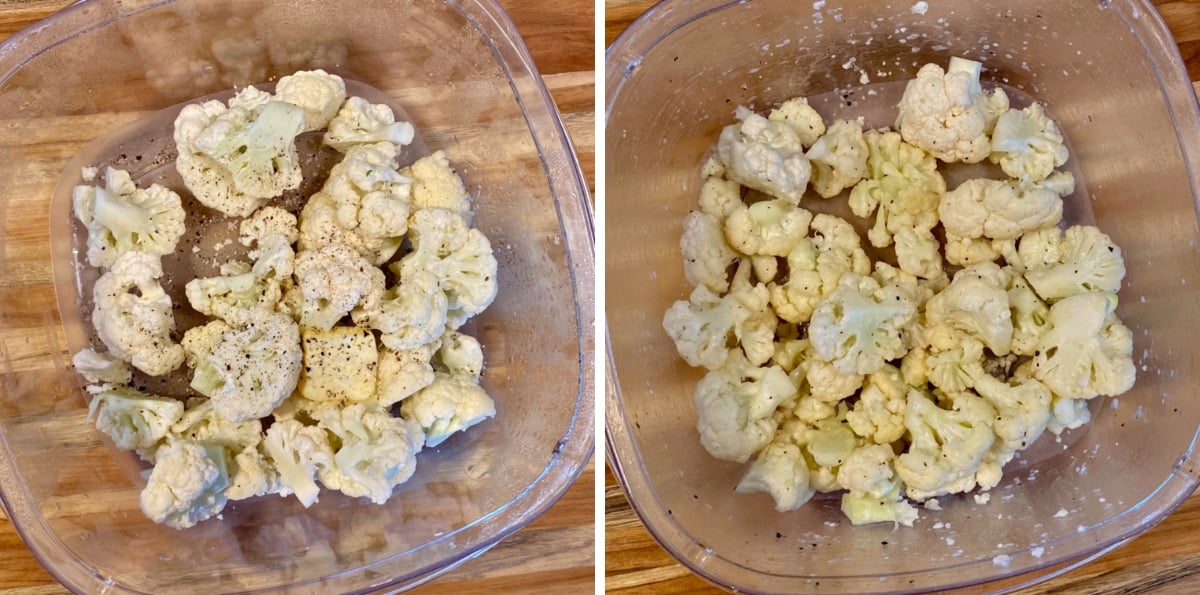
[294, 242, 386, 331]
[400, 372, 496, 448]
[663, 262, 776, 368]
[989, 102, 1068, 183]
[717, 106, 812, 204]
[92, 251, 184, 377]
[273, 69, 347, 132]
[736, 439, 815, 511]
[324, 96, 415, 152]
[896, 390, 996, 501]
[848, 129, 945, 249]
[808, 273, 917, 375]
[806, 118, 869, 198]
[924, 262, 1014, 356]
[72, 348, 132, 385]
[139, 440, 229, 529]
[681, 211, 739, 293]
[72, 167, 186, 268]
[895, 57, 1009, 163]
[698, 176, 743, 220]
[393, 208, 498, 329]
[692, 351, 795, 463]
[767, 97, 826, 148]
[404, 151, 472, 218]
[1018, 225, 1126, 302]
[184, 312, 302, 423]
[377, 342, 439, 407]
[723, 199, 813, 257]
[87, 385, 184, 453]
[311, 402, 424, 503]
[940, 177, 1062, 242]
[1031, 292, 1135, 399]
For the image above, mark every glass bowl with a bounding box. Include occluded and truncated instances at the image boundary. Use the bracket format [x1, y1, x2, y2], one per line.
[0, 0, 594, 592]
[605, 0, 1200, 592]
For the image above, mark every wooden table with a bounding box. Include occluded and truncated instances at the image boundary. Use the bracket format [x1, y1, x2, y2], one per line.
[0, 1, 595, 593]
[604, 0, 1200, 593]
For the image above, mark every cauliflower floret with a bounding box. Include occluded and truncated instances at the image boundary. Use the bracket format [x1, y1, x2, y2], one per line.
[225, 445, 282, 501]
[717, 107, 812, 204]
[846, 364, 908, 444]
[1018, 225, 1126, 302]
[681, 211, 739, 293]
[781, 414, 861, 493]
[894, 57, 1010, 163]
[698, 176, 743, 220]
[263, 418, 334, 507]
[1008, 274, 1051, 356]
[139, 440, 229, 529]
[989, 102, 1069, 183]
[750, 255, 779, 283]
[310, 402, 424, 504]
[184, 312, 302, 423]
[87, 385, 184, 453]
[393, 208, 498, 329]
[723, 199, 813, 256]
[437, 331, 484, 381]
[185, 268, 285, 327]
[323, 96, 415, 152]
[1031, 291, 1136, 399]
[769, 214, 871, 323]
[92, 251, 184, 376]
[808, 273, 917, 375]
[377, 342, 439, 407]
[806, 118, 869, 198]
[399, 372, 496, 447]
[240, 205, 300, 249]
[168, 398, 276, 500]
[663, 263, 776, 368]
[926, 336, 984, 393]
[848, 129, 945, 249]
[273, 69, 347, 131]
[299, 326, 378, 402]
[294, 243, 386, 331]
[939, 177, 1063, 242]
[370, 270, 449, 351]
[693, 351, 795, 463]
[837, 444, 918, 527]
[174, 89, 306, 217]
[924, 262, 1014, 356]
[1046, 393, 1092, 435]
[968, 365, 1052, 455]
[767, 97, 826, 148]
[893, 226, 943, 280]
[735, 439, 816, 511]
[72, 348, 132, 385]
[71, 167, 186, 268]
[403, 151, 471, 218]
[806, 358, 863, 403]
[895, 389, 996, 500]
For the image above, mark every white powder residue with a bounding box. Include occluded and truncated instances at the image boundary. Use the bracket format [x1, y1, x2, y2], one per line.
[974, 493, 991, 504]
[859, 70, 870, 85]
[812, 0, 825, 8]
[1032, 546, 1045, 558]
[81, 166, 99, 182]
[993, 554, 1012, 567]
[1053, 508, 1069, 518]
[911, 1, 929, 15]
[924, 498, 942, 511]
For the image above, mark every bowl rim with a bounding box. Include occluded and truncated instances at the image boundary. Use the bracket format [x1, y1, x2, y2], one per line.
[604, 0, 1200, 592]
[0, 0, 595, 592]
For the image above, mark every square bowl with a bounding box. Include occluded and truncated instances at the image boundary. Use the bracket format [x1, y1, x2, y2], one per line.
[605, 0, 1200, 592]
[0, 0, 594, 592]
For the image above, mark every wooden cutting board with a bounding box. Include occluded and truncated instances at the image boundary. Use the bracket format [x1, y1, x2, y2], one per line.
[0, 1, 595, 593]
[604, 0, 1200, 593]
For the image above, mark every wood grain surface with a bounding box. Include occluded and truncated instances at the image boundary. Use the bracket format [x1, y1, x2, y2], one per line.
[0, 0, 595, 593]
[604, 0, 1200, 593]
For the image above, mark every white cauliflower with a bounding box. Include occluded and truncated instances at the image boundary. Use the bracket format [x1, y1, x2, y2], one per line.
[939, 177, 1063, 242]
[735, 439, 815, 511]
[263, 418, 334, 507]
[91, 251, 184, 376]
[377, 342, 439, 407]
[1046, 393, 1092, 435]
[894, 57, 1009, 163]
[846, 364, 908, 444]
[239, 205, 300, 250]
[169, 398, 276, 500]
[717, 107, 812, 204]
[767, 97, 826, 147]
[225, 445, 282, 501]
[185, 266, 286, 327]
[806, 358, 863, 403]
[968, 365, 1052, 455]
[1018, 225, 1126, 301]
[893, 226, 943, 280]
[808, 273, 917, 375]
[139, 440, 229, 529]
[692, 350, 795, 463]
[299, 325, 379, 402]
[943, 234, 1002, 267]
[311, 402, 424, 504]
[723, 199, 813, 256]
[1031, 291, 1136, 399]
[370, 270, 449, 350]
[324, 96, 415, 152]
[393, 208, 498, 329]
[806, 118, 869, 198]
[848, 129, 945, 249]
[174, 88, 306, 217]
[72, 348, 132, 385]
[294, 242, 386, 331]
[87, 385, 184, 453]
[680, 211, 739, 293]
[895, 390, 997, 500]
[273, 69, 347, 131]
[750, 255, 779, 284]
[403, 151, 472, 218]
[769, 214, 871, 323]
[399, 372, 496, 447]
[698, 176, 743, 220]
[924, 262, 1014, 356]
[663, 263, 776, 369]
[437, 331, 484, 381]
[925, 336, 984, 393]
[1008, 274, 1051, 356]
[837, 444, 918, 527]
[72, 167, 186, 268]
[183, 312, 302, 423]
[989, 102, 1069, 183]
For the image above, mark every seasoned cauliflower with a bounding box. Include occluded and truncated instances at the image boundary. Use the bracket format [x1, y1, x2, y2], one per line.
[294, 242, 386, 331]
[273, 69, 347, 132]
[846, 364, 908, 444]
[263, 418, 334, 507]
[894, 57, 1009, 163]
[91, 251, 184, 376]
[698, 176, 743, 220]
[87, 385, 184, 453]
[968, 365, 1052, 455]
[680, 211, 739, 293]
[1031, 291, 1136, 399]
[400, 372, 496, 447]
[663, 263, 776, 368]
[139, 440, 229, 529]
[72, 167, 186, 268]
[838, 444, 918, 527]
[896, 390, 996, 500]
[370, 270, 449, 350]
[174, 88, 305, 216]
[393, 208, 498, 329]
[1018, 225, 1126, 302]
[311, 402, 424, 503]
[72, 348, 132, 385]
[848, 129, 945, 249]
[989, 102, 1068, 183]
[769, 214, 871, 323]
[183, 312, 302, 423]
[806, 118, 869, 198]
[693, 350, 794, 463]
[1008, 274, 1051, 356]
[924, 262, 1014, 356]
[324, 96, 415, 152]
[437, 331, 484, 381]
[377, 342, 439, 407]
[767, 97, 826, 148]
[403, 151, 472, 218]
[735, 439, 816, 511]
[893, 226, 943, 280]
[717, 106, 812, 204]
[299, 326, 378, 402]
[723, 199, 813, 257]
[940, 177, 1062, 242]
[808, 273, 917, 375]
